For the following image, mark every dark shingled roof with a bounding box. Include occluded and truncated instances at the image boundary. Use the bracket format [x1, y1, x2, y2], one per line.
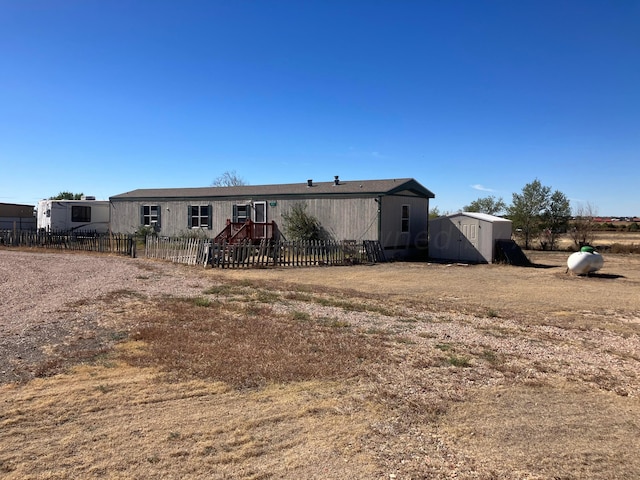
[110, 178, 435, 200]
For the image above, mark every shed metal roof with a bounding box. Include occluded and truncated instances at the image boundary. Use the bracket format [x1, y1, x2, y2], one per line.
[445, 212, 511, 223]
[110, 178, 435, 201]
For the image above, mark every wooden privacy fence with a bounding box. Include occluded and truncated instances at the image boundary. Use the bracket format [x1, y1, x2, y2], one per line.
[0, 230, 136, 256]
[144, 236, 385, 268]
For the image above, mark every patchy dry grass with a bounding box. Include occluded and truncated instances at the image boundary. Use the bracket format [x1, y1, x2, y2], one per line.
[0, 363, 381, 479]
[122, 296, 388, 388]
[441, 379, 640, 478]
[2, 250, 640, 478]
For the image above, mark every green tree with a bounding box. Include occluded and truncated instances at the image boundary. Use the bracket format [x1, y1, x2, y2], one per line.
[50, 191, 83, 200]
[211, 170, 247, 187]
[541, 190, 571, 250]
[507, 179, 551, 249]
[463, 196, 506, 215]
[429, 206, 443, 219]
[281, 203, 324, 241]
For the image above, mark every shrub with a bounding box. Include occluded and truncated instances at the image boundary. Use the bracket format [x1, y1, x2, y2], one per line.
[281, 203, 326, 241]
[609, 243, 640, 254]
[134, 225, 156, 243]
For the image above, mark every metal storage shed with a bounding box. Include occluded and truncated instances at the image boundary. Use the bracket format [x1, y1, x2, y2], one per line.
[429, 212, 512, 263]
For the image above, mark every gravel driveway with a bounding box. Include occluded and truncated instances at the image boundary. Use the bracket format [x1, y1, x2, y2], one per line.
[3, 248, 640, 479]
[0, 250, 208, 383]
[2, 248, 640, 395]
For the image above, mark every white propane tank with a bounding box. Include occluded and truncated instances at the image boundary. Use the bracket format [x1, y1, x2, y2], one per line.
[567, 246, 604, 275]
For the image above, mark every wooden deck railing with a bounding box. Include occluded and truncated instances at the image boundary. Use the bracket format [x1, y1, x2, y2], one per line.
[213, 220, 277, 244]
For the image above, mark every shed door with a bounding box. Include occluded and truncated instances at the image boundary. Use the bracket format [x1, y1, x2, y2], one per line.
[458, 221, 480, 262]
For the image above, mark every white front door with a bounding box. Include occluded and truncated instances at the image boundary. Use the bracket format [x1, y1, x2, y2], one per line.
[252, 201, 267, 237]
[459, 222, 480, 262]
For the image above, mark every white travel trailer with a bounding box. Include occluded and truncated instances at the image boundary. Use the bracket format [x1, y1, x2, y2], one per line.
[37, 198, 110, 233]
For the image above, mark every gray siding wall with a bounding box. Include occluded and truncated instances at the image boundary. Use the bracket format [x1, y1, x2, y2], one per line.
[379, 195, 429, 259]
[110, 192, 429, 261]
[294, 197, 379, 241]
[110, 196, 381, 240]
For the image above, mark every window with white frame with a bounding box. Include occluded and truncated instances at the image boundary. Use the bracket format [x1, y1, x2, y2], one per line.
[189, 205, 211, 229]
[141, 205, 160, 227]
[401, 204, 410, 233]
[233, 204, 249, 223]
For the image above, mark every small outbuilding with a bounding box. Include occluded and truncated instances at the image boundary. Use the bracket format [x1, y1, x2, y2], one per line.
[0, 203, 36, 230]
[429, 212, 512, 263]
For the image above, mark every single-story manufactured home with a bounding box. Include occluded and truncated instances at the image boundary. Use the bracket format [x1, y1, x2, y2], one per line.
[429, 212, 512, 263]
[110, 177, 435, 260]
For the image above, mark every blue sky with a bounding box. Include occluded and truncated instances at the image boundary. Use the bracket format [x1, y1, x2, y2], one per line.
[1, 1, 638, 215]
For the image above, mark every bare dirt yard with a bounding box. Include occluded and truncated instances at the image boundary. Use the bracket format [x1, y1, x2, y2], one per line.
[1, 247, 639, 479]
